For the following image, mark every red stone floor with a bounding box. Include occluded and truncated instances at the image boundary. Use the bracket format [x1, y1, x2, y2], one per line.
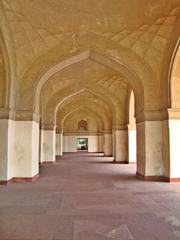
[1, 153, 180, 240]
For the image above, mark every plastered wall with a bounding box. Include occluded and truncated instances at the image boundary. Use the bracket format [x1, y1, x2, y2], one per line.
[63, 135, 99, 153]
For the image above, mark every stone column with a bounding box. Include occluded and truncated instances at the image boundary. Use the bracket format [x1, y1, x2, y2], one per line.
[98, 133, 104, 153]
[113, 125, 128, 163]
[40, 124, 56, 163]
[56, 130, 63, 156]
[103, 130, 112, 156]
[0, 112, 15, 183]
[14, 120, 40, 179]
[163, 109, 180, 182]
[136, 118, 163, 180]
[128, 124, 137, 163]
[0, 111, 40, 184]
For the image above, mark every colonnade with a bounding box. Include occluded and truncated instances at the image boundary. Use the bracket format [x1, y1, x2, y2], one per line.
[1, 111, 180, 184]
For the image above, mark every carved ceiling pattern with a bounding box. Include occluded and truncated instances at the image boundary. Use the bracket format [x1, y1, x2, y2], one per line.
[42, 59, 129, 109]
[1, 0, 179, 124]
[57, 91, 112, 114]
[2, 0, 180, 79]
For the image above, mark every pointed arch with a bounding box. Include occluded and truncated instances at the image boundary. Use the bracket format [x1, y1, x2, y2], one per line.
[16, 48, 145, 116]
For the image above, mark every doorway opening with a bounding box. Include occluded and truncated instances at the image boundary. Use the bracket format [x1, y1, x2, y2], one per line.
[77, 138, 88, 151]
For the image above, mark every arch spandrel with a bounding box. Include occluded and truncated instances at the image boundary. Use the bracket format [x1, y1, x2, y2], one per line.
[0, 1, 18, 110]
[62, 108, 102, 134]
[0, 38, 6, 108]
[160, 10, 180, 110]
[0, 29, 15, 111]
[57, 106, 104, 133]
[170, 41, 180, 109]
[63, 107, 103, 132]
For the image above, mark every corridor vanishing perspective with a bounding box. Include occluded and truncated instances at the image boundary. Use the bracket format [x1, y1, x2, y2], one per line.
[1, 153, 180, 240]
[0, 0, 180, 239]
[0, 0, 180, 183]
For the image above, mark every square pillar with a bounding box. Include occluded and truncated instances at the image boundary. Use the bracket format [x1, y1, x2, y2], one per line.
[0, 119, 14, 183]
[136, 121, 163, 180]
[14, 121, 39, 180]
[113, 129, 128, 163]
[128, 124, 137, 163]
[103, 131, 112, 156]
[56, 132, 63, 156]
[98, 134, 104, 153]
[163, 119, 180, 181]
[41, 129, 56, 163]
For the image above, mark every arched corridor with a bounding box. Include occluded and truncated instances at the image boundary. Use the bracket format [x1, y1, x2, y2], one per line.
[0, 0, 180, 239]
[0, 153, 180, 239]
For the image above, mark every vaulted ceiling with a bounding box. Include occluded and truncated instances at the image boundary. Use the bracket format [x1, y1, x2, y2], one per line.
[0, 0, 179, 131]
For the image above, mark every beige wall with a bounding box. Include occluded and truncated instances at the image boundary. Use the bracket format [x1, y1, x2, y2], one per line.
[63, 135, 99, 153]
[63, 114, 99, 134]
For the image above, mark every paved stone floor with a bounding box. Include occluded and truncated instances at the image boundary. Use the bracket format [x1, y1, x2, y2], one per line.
[1, 153, 180, 240]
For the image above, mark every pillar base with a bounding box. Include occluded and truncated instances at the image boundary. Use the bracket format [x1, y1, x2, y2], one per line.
[0, 173, 39, 185]
[164, 177, 180, 183]
[40, 161, 55, 165]
[113, 160, 128, 164]
[0, 178, 14, 185]
[136, 172, 164, 181]
[137, 172, 180, 182]
[13, 174, 39, 183]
